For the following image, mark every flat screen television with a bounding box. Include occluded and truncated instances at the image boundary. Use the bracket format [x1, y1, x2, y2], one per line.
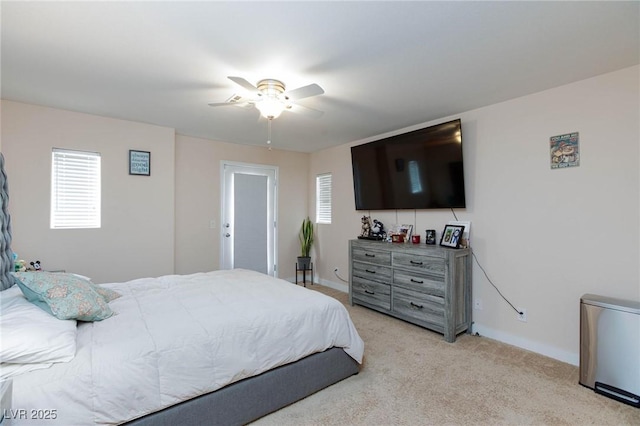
[351, 118, 465, 210]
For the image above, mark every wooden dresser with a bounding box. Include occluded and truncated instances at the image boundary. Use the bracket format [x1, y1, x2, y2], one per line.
[349, 239, 472, 342]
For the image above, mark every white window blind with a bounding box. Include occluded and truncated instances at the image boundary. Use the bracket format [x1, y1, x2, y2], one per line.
[51, 149, 101, 229]
[316, 173, 332, 224]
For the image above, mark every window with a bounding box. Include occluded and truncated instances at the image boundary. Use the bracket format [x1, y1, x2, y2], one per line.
[51, 148, 101, 229]
[316, 173, 332, 224]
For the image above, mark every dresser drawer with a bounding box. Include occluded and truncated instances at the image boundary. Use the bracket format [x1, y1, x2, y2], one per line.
[393, 270, 445, 297]
[393, 286, 444, 326]
[352, 261, 392, 284]
[393, 252, 445, 277]
[351, 245, 391, 266]
[352, 277, 391, 310]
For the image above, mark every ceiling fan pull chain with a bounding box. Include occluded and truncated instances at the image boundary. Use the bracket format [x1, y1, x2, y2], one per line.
[267, 118, 273, 150]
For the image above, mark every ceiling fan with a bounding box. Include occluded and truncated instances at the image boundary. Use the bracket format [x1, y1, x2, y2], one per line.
[208, 76, 325, 119]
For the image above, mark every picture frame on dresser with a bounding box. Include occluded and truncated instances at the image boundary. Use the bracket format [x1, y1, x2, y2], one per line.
[440, 224, 465, 249]
[388, 224, 412, 243]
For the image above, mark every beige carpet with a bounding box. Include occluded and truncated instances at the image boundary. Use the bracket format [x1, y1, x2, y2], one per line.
[253, 285, 640, 425]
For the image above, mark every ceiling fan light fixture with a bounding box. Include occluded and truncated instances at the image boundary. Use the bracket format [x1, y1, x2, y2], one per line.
[256, 97, 285, 119]
[210, 76, 324, 121]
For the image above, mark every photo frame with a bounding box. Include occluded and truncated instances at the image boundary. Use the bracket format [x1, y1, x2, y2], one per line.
[447, 220, 471, 248]
[388, 224, 413, 243]
[440, 224, 465, 249]
[129, 150, 150, 176]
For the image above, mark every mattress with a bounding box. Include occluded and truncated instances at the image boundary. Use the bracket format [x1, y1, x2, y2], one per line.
[8, 269, 364, 425]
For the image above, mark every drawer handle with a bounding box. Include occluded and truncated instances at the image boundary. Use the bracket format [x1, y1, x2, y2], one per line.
[365, 253, 376, 258]
[365, 269, 376, 274]
[410, 278, 424, 284]
[410, 302, 424, 309]
[410, 260, 423, 265]
[365, 290, 375, 295]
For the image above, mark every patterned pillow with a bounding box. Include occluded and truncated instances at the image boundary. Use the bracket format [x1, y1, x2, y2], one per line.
[13, 272, 114, 321]
[70, 274, 122, 302]
[92, 285, 122, 303]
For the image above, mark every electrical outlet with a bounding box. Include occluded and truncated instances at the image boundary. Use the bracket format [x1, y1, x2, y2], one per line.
[517, 308, 527, 322]
[474, 299, 483, 310]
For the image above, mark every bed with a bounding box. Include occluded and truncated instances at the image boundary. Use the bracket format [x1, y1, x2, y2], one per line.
[0, 269, 364, 425]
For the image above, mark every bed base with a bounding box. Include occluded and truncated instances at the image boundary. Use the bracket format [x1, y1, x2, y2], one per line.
[124, 347, 359, 426]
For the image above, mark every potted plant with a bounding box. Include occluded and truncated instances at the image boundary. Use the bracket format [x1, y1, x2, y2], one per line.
[298, 217, 314, 270]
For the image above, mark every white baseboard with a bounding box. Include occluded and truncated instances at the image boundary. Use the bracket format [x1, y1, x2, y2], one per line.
[472, 323, 579, 366]
[283, 275, 578, 366]
[315, 277, 348, 293]
[282, 275, 348, 293]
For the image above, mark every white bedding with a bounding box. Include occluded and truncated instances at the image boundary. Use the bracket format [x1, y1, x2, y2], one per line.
[10, 269, 364, 425]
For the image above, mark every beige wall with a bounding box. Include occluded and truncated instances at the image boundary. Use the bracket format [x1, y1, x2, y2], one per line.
[1, 102, 311, 283]
[174, 134, 309, 277]
[1, 101, 176, 283]
[2, 66, 637, 365]
[310, 65, 640, 364]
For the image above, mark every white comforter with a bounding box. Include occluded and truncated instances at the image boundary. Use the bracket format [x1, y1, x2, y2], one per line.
[10, 269, 364, 425]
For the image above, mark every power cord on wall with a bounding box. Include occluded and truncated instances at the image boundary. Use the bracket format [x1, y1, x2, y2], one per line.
[334, 268, 349, 283]
[451, 208, 523, 316]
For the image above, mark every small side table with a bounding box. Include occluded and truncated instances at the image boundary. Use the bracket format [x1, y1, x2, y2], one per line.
[295, 262, 314, 287]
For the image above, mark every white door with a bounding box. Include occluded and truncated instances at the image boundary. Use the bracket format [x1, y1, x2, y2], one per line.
[221, 161, 277, 276]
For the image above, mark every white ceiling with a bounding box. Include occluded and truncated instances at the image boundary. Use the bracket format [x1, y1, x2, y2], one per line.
[2, 1, 638, 153]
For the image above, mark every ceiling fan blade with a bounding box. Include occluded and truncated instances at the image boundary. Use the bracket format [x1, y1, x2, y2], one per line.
[285, 83, 324, 101]
[287, 103, 324, 118]
[228, 76, 260, 94]
[208, 102, 255, 111]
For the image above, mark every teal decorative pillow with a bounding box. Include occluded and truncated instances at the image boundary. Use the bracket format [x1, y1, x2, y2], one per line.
[70, 273, 121, 302]
[92, 285, 121, 303]
[13, 272, 114, 321]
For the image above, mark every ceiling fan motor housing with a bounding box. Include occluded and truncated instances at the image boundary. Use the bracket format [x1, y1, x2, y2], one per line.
[256, 79, 286, 97]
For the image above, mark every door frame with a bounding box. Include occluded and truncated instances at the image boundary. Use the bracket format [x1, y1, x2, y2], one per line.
[220, 160, 278, 276]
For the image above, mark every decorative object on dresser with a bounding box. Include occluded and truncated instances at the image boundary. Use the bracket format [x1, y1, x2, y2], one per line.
[371, 219, 385, 239]
[439, 224, 465, 249]
[447, 220, 471, 248]
[358, 216, 385, 241]
[349, 239, 472, 342]
[388, 224, 413, 243]
[425, 229, 437, 245]
[359, 215, 372, 238]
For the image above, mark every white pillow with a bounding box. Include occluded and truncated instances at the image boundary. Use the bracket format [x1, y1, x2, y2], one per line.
[0, 285, 77, 365]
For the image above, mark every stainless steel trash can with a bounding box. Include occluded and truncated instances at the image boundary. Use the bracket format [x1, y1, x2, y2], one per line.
[580, 294, 640, 407]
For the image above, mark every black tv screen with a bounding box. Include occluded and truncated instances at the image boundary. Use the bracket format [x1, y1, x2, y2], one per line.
[351, 119, 465, 210]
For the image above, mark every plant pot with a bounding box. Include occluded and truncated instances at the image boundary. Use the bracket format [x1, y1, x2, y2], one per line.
[297, 256, 311, 270]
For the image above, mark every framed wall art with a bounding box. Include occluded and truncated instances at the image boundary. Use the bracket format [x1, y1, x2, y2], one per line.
[129, 150, 150, 176]
[440, 224, 465, 249]
[550, 132, 579, 169]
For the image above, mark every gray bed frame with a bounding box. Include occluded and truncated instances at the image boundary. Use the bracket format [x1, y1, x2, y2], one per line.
[124, 347, 359, 426]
